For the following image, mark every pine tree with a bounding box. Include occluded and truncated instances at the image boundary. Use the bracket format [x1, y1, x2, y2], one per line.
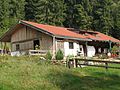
[25, 0, 36, 21]
[63, 0, 77, 28]
[74, 4, 92, 29]
[0, 0, 4, 29]
[92, 0, 114, 35]
[0, 0, 9, 35]
[9, 0, 25, 26]
[25, 0, 65, 26]
[111, 1, 120, 39]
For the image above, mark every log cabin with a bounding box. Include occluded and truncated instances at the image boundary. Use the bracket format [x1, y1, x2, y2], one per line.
[0, 20, 120, 57]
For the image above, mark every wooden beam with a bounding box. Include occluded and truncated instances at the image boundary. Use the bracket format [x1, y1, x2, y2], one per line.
[85, 41, 88, 57]
[11, 38, 41, 44]
[109, 40, 112, 53]
[52, 36, 56, 59]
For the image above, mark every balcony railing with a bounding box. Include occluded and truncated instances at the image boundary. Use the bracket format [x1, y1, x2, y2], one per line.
[29, 50, 48, 55]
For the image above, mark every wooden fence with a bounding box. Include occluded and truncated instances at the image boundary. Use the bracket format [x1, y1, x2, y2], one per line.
[29, 50, 47, 55]
[68, 58, 120, 70]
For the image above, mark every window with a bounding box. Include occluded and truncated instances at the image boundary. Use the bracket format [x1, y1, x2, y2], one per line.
[33, 40, 40, 50]
[69, 42, 74, 49]
[16, 44, 20, 51]
[80, 48, 82, 51]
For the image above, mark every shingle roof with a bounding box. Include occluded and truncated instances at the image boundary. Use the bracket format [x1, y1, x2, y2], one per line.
[21, 20, 120, 43]
[21, 20, 88, 40]
[0, 20, 120, 43]
[80, 31, 120, 43]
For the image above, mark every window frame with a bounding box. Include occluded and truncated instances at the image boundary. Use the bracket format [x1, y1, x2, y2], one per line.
[16, 44, 20, 51]
[69, 42, 74, 49]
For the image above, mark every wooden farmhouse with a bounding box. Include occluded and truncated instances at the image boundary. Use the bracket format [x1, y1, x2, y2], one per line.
[0, 20, 120, 57]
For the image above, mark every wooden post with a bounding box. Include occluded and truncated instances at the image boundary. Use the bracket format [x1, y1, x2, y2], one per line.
[68, 60, 70, 69]
[85, 41, 88, 58]
[52, 36, 56, 59]
[73, 58, 77, 68]
[75, 59, 78, 68]
[4, 42, 7, 54]
[105, 62, 108, 70]
[109, 40, 112, 53]
[118, 43, 120, 58]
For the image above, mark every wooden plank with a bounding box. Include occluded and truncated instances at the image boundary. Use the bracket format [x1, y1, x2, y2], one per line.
[77, 64, 120, 69]
[68, 58, 120, 70]
[69, 58, 120, 64]
[29, 50, 47, 55]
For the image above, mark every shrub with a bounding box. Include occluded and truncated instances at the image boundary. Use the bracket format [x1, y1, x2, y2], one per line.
[111, 45, 119, 54]
[55, 49, 64, 60]
[66, 55, 74, 61]
[46, 51, 52, 60]
[98, 54, 108, 59]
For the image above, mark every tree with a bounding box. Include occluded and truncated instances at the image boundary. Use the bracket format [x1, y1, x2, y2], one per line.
[74, 4, 92, 29]
[25, 0, 36, 21]
[111, 1, 120, 39]
[9, 0, 25, 26]
[0, 0, 9, 35]
[63, 0, 77, 28]
[92, 0, 114, 35]
[64, 0, 92, 29]
[25, 0, 65, 26]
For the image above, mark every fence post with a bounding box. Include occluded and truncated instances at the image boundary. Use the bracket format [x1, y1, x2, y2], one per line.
[68, 60, 70, 69]
[75, 59, 78, 68]
[73, 58, 77, 68]
[105, 62, 108, 70]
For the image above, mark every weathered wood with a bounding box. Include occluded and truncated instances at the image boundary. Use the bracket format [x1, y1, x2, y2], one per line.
[68, 58, 120, 70]
[11, 25, 53, 52]
[29, 50, 47, 55]
[69, 58, 120, 64]
[77, 64, 120, 69]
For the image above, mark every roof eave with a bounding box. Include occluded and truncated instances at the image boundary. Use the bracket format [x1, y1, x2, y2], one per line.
[55, 35, 91, 41]
[0, 21, 21, 42]
[91, 39, 120, 44]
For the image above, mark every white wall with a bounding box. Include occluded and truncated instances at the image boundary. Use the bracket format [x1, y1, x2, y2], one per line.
[64, 42, 84, 56]
[87, 46, 96, 57]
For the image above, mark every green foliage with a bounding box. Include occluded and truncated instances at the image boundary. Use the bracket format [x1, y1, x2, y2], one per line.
[0, 0, 120, 39]
[0, 56, 120, 90]
[66, 55, 74, 60]
[74, 4, 92, 29]
[55, 49, 64, 60]
[99, 54, 108, 59]
[46, 51, 52, 60]
[111, 45, 119, 54]
[25, 0, 65, 26]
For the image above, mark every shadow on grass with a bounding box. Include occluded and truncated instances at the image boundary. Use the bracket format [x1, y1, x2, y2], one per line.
[47, 70, 120, 90]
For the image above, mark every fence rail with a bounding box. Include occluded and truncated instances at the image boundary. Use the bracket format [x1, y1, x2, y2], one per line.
[29, 50, 47, 55]
[68, 58, 120, 70]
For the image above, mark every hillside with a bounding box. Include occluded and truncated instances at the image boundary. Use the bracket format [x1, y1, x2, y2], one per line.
[0, 56, 120, 90]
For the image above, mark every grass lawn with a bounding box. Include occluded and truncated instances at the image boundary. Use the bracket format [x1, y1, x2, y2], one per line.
[0, 56, 120, 90]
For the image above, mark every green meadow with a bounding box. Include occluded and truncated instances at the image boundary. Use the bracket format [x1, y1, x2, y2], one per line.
[0, 56, 120, 90]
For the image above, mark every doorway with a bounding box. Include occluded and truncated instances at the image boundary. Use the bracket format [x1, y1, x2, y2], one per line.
[33, 39, 40, 50]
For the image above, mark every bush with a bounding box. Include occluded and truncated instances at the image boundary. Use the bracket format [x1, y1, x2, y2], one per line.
[112, 45, 119, 54]
[98, 54, 108, 59]
[55, 49, 64, 60]
[46, 51, 52, 60]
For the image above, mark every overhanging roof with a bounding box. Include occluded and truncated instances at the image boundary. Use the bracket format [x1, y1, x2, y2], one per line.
[0, 20, 91, 42]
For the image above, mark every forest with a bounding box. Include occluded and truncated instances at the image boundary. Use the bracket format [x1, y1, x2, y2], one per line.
[0, 0, 120, 39]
